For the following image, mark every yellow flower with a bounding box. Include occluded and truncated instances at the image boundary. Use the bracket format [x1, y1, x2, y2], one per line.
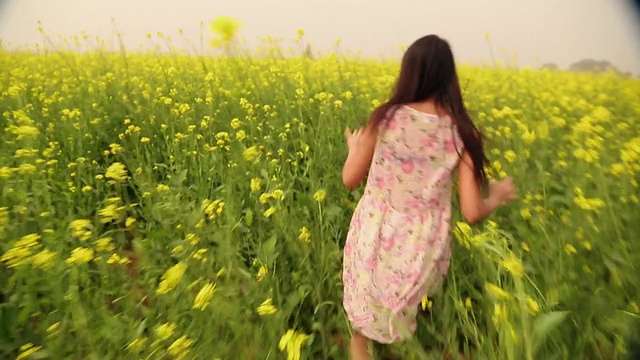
[95, 237, 114, 252]
[46, 322, 60, 333]
[32, 249, 57, 269]
[156, 184, 170, 192]
[298, 226, 311, 242]
[421, 295, 432, 311]
[16, 343, 42, 360]
[171, 245, 185, 254]
[105, 162, 127, 181]
[209, 16, 242, 44]
[250, 178, 262, 193]
[484, 282, 512, 301]
[66, 247, 94, 265]
[230, 118, 243, 129]
[257, 265, 268, 282]
[492, 304, 507, 326]
[127, 337, 148, 353]
[279, 329, 310, 360]
[155, 322, 177, 341]
[167, 335, 193, 360]
[501, 253, 525, 278]
[106, 253, 123, 264]
[257, 297, 278, 316]
[141, 137, 151, 143]
[125, 217, 137, 228]
[565, 244, 577, 255]
[259, 193, 271, 204]
[526, 297, 540, 315]
[313, 189, 326, 202]
[156, 262, 187, 295]
[271, 189, 285, 201]
[243, 146, 260, 161]
[263, 207, 276, 218]
[504, 150, 516, 163]
[186, 233, 200, 245]
[98, 202, 124, 223]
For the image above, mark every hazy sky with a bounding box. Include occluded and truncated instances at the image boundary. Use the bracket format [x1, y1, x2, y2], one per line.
[1, 0, 639, 73]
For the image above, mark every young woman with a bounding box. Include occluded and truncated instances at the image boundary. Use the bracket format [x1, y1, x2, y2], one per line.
[341, 34, 517, 359]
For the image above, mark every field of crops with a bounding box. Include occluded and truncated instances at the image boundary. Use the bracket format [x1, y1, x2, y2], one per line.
[1, 34, 639, 360]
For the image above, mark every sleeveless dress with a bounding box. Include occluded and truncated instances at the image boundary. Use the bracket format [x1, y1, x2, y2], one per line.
[342, 105, 464, 344]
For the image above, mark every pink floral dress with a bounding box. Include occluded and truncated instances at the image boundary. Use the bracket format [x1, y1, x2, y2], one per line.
[342, 105, 464, 343]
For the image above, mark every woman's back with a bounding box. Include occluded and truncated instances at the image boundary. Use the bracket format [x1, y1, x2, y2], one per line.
[364, 104, 464, 215]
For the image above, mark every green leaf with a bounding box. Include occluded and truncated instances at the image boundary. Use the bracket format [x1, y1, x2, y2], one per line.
[135, 319, 147, 338]
[29, 349, 51, 359]
[262, 234, 277, 258]
[532, 311, 570, 354]
[244, 209, 253, 226]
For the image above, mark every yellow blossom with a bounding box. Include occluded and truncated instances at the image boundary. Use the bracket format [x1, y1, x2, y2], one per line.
[501, 253, 525, 278]
[257, 297, 278, 316]
[32, 249, 57, 269]
[526, 297, 540, 315]
[250, 177, 262, 193]
[105, 162, 127, 181]
[313, 189, 326, 202]
[46, 322, 60, 333]
[156, 184, 170, 192]
[298, 226, 311, 242]
[126, 337, 147, 353]
[257, 265, 268, 282]
[155, 322, 177, 341]
[16, 343, 42, 360]
[263, 207, 276, 218]
[156, 262, 187, 295]
[279, 329, 310, 360]
[66, 247, 94, 265]
[243, 146, 260, 161]
[167, 335, 193, 360]
[484, 282, 512, 301]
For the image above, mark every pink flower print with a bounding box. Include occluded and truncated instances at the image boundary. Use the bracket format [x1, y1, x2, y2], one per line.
[374, 173, 396, 189]
[364, 255, 378, 271]
[444, 138, 458, 153]
[378, 202, 390, 213]
[344, 241, 354, 255]
[387, 117, 399, 130]
[381, 234, 396, 251]
[381, 150, 392, 160]
[385, 272, 404, 288]
[401, 159, 415, 174]
[406, 197, 424, 210]
[373, 175, 387, 188]
[420, 136, 437, 148]
[402, 214, 416, 226]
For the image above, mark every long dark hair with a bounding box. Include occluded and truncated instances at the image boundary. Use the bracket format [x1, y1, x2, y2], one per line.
[368, 35, 488, 186]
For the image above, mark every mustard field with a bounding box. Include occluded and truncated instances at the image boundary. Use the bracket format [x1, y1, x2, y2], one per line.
[1, 38, 639, 359]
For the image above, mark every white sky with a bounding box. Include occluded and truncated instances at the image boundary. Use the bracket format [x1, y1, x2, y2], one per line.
[1, 0, 639, 73]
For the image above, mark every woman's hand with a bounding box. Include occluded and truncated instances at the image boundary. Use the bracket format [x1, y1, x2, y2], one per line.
[344, 127, 365, 151]
[488, 177, 518, 206]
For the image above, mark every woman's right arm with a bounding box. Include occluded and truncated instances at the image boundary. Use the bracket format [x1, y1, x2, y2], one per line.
[456, 151, 516, 224]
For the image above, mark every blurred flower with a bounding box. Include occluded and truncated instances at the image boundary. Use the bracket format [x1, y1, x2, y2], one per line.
[279, 329, 310, 360]
[257, 297, 278, 316]
[209, 16, 242, 47]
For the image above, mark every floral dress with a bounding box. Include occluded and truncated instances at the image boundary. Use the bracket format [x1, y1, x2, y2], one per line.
[342, 105, 464, 344]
